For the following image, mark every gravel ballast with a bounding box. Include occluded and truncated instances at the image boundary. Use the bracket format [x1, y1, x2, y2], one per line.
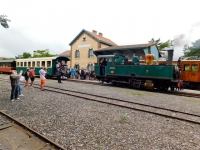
[1, 78, 200, 149]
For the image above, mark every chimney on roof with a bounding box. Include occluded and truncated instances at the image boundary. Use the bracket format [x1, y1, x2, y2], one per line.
[92, 30, 97, 34]
[98, 32, 103, 36]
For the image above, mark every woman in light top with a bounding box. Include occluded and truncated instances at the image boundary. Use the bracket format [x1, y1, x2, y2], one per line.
[39, 66, 47, 91]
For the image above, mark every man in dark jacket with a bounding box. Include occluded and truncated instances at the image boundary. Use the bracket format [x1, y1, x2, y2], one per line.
[10, 70, 20, 101]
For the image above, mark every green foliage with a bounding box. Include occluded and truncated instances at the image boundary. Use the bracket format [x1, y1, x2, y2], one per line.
[33, 49, 58, 57]
[23, 52, 32, 58]
[15, 52, 32, 59]
[119, 114, 128, 123]
[0, 15, 11, 28]
[182, 39, 200, 59]
[149, 38, 173, 58]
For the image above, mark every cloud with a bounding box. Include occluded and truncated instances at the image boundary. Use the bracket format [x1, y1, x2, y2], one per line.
[0, 26, 68, 58]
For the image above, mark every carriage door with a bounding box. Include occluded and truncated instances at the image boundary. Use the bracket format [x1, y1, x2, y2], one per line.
[181, 63, 190, 82]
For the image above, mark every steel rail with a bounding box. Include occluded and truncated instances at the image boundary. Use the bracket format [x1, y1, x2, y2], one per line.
[32, 84, 200, 125]
[1, 78, 200, 125]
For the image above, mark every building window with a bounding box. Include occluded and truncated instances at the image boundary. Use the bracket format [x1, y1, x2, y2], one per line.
[82, 37, 86, 42]
[75, 50, 80, 58]
[87, 63, 93, 71]
[74, 63, 80, 70]
[88, 48, 93, 58]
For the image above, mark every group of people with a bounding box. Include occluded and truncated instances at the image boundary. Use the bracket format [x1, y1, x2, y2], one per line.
[76, 68, 95, 80]
[56, 61, 95, 83]
[9, 66, 47, 101]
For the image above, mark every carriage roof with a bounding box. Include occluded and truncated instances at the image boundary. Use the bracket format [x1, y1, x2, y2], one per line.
[0, 59, 15, 63]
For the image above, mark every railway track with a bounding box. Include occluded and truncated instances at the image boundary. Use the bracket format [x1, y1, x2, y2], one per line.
[1, 77, 200, 126]
[30, 82, 200, 126]
[0, 110, 66, 150]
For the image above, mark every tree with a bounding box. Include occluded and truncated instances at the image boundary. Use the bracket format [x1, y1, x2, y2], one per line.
[22, 52, 32, 58]
[0, 15, 11, 28]
[15, 52, 32, 59]
[182, 39, 200, 59]
[33, 49, 57, 58]
[148, 38, 173, 58]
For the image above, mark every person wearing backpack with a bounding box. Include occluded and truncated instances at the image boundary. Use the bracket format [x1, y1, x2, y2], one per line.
[24, 68, 30, 87]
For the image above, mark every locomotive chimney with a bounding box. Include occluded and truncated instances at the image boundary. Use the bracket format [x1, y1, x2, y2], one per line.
[161, 48, 174, 65]
[167, 49, 174, 65]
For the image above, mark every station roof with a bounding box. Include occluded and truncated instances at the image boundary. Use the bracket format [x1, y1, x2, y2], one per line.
[69, 29, 118, 46]
[94, 43, 162, 57]
[0, 59, 15, 62]
[59, 50, 71, 56]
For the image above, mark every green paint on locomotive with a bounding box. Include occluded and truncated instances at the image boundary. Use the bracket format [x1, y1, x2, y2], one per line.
[106, 62, 175, 79]
[95, 55, 176, 79]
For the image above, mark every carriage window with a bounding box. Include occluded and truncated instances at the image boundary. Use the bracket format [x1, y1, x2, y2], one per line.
[47, 61, 51, 67]
[24, 62, 27, 67]
[20, 62, 23, 67]
[32, 61, 35, 67]
[184, 64, 190, 72]
[192, 64, 198, 72]
[37, 61, 40, 67]
[28, 62, 31, 67]
[41, 61, 45, 67]
[17, 62, 19, 67]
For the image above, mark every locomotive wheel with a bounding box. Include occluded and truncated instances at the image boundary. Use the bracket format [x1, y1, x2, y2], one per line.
[157, 83, 167, 92]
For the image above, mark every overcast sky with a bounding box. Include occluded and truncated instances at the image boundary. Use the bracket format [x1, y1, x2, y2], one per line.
[1, 0, 200, 59]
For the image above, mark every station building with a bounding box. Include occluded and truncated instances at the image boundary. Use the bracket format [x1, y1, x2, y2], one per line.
[60, 29, 117, 70]
[59, 29, 161, 70]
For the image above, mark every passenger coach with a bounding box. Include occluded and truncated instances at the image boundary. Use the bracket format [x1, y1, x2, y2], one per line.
[0, 59, 16, 74]
[15, 56, 70, 78]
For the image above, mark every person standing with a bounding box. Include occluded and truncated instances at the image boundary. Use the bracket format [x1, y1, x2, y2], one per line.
[29, 67, 35, 87]
[10, 70, 20, 101]
[177, 57, 182, 69]
[57, 68, 62, 83]
[70, 68, 75, 79]
[24, 68, 30, 87]
[39, 66, 47, 91]
[17, 70, 24, 97]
